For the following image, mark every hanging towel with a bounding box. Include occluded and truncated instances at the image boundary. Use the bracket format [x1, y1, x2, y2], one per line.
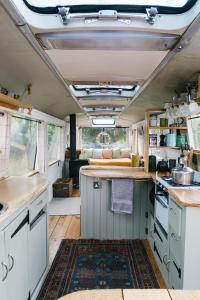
[111, 179, 134, 214]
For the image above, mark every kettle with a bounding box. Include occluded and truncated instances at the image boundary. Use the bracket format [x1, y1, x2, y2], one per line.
[157, 159, 169, 172]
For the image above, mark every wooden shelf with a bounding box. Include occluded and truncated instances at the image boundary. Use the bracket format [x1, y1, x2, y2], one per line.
[0, 93, 32, 114]
[149, 146, 180, 150]
[149, 126, 187, 130]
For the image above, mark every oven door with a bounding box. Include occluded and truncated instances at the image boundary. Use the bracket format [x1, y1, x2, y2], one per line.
[155, 194, 169, 235]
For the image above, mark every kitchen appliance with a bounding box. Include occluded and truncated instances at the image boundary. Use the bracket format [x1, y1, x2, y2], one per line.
[171, 166, 194, 185]
[156, 176, 200, 189]
[157, 159, 168, 172]
[155, 182, 169, 235]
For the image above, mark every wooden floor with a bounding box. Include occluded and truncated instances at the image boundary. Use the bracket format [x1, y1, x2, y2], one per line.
[48, 189, 166, 288]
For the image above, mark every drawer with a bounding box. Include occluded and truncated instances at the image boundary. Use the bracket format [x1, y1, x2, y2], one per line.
[169, 198, 182, 237]
[30, 189, 48, 222]
[169, 251, 183, 289]
[154, 223, 169, 262]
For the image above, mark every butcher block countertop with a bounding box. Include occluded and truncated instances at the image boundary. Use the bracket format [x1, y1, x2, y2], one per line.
[168, 188, 200, 207]
[59, 289, 200, 300]
[80, 166, 153, 179]
[80, 166, 200, 208]
[0, 175, 49, 226]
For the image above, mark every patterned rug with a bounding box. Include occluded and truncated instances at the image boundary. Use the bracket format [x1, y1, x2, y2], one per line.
[37, 239, 159, 300]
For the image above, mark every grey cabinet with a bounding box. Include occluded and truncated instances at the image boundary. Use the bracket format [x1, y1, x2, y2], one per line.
[81, 175, 150, 240]
[0, 231, 6, 300]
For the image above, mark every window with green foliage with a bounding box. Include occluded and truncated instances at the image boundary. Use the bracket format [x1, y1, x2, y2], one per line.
[190, 117, 200, 149]
[82, 127, 128, 148]
[48, 124, 60, 162]
[9, 117, 38, 176]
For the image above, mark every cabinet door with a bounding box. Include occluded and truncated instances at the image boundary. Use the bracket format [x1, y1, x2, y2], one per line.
[5, 209, 29, 300]
[29, 211, 47, 294]
[0, 231, 7, 300]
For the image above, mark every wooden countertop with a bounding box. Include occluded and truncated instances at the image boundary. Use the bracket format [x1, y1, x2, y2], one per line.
[0, 175, 49, 225]
[80, 166, 153, 180]
[58, 289, 200, 300]
[168, 188, 200, 207]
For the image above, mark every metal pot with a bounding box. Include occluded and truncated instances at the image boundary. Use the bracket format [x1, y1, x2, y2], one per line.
[172, 166, 194, 185]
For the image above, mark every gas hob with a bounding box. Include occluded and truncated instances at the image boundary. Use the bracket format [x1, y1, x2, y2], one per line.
[156, 176, 200, 190]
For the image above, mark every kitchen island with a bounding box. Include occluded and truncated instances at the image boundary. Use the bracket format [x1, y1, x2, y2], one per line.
[80, 166, 154, 240]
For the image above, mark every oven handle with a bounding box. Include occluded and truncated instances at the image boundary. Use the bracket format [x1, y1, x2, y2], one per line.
[155, 195, 168, 208]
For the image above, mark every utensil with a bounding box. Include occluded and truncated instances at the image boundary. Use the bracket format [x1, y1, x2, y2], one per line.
[171, 166, 194, 185]
[168, 159, 176, 171]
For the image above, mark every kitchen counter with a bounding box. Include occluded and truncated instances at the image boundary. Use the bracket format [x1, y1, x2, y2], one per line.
[168, 188, 200, 207]
[0, 175, 49, 226]
[80, 166, 153, 179]
[80, 166, 200, 208]
[58, 289, 200, 300]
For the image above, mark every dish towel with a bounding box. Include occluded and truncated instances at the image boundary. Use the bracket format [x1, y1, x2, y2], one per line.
[111, 179, 134, 214]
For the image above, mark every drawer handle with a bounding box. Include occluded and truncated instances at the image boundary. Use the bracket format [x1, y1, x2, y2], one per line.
[1, 262, 8, 281]
[8, 254, 14, 272]
[170, 207, 177, 215]
[171, 232, 180, 241]
[173, 260, 181, 278]
[163, 255, 170, 271]
[150, 229, 154, 239]
[37, 200, 43, 206]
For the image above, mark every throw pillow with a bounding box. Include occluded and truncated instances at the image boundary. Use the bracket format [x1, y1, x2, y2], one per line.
[83, 148, 93, 159]
[121, 149, 131, 158]
[102, 149, 112, 159]
[93, 149, 103, 159]
[112, 147, 120, 159]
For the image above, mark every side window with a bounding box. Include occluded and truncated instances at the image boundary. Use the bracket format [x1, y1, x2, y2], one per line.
[9, 116, 38, 175]
[189, 116, 200, 149]
[48, 124, 60, 163]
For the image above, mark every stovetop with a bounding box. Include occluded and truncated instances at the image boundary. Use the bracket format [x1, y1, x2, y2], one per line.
[157, 176, 200, 189]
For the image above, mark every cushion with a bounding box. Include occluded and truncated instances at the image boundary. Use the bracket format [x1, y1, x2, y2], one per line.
[112, 147, 120, 159]
[102, 149, 112, 159]
[93, 149, 103, 159]
[82, 148, 93, 159]
[120, 149, 131, 158]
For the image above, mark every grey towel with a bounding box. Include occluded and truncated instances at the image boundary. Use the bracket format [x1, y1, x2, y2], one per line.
[111, 179, 134, 214]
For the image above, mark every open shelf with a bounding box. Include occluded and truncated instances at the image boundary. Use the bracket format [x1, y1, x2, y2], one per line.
[0, 93, 32, 114]
[149, 146, 181, 150]
[149, 126, 187, 130]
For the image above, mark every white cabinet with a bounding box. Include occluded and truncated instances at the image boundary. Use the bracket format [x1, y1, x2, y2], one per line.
[5, 209, 29, 300]
[29, 209, 47, 295]
[0, 231, 7, 300]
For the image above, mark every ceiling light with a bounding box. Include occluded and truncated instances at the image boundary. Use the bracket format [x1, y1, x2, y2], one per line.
[92, 118, 116, 127]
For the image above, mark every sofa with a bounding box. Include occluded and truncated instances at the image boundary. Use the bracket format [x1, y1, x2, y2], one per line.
[80, 148, 139, 167]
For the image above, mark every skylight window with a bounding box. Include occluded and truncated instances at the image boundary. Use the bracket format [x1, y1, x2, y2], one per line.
[92, 118, 116, 127]
[23, 0, 197, 14]
[26, 0, 190, 8]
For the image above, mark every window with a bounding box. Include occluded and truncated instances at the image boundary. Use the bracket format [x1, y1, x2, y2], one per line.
[48, 124, 60, 163]
[25, 0, 192, 9]
[82, 127, 128, 148]
[189, 116, 200, 149]
[9, 117, 38, 176]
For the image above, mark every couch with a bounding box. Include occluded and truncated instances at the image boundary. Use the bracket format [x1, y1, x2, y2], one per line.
[80, 148, 139, 167]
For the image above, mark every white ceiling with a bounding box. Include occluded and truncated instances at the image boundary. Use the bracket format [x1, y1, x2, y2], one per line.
[46, 49, 167, 83]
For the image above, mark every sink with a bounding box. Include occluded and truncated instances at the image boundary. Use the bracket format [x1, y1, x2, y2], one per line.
[0, 202, 8, 214]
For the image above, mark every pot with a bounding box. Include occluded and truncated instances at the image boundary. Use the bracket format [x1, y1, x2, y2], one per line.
[172, 166, 194, 185]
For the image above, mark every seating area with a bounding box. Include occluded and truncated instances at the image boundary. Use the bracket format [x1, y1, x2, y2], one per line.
[80, 148, 139, 167]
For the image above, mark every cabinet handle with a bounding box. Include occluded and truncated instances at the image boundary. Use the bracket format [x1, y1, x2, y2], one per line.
[163, 254, 167, 265]
[171, 232, 180, 241]
[37, 199, 43, 206]
[1, 262, 8, 281]
[170, 207, 176, 215]
[8, 254, 14, 272]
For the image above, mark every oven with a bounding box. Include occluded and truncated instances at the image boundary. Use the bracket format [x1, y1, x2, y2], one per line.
[155, 181, 169, 236]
